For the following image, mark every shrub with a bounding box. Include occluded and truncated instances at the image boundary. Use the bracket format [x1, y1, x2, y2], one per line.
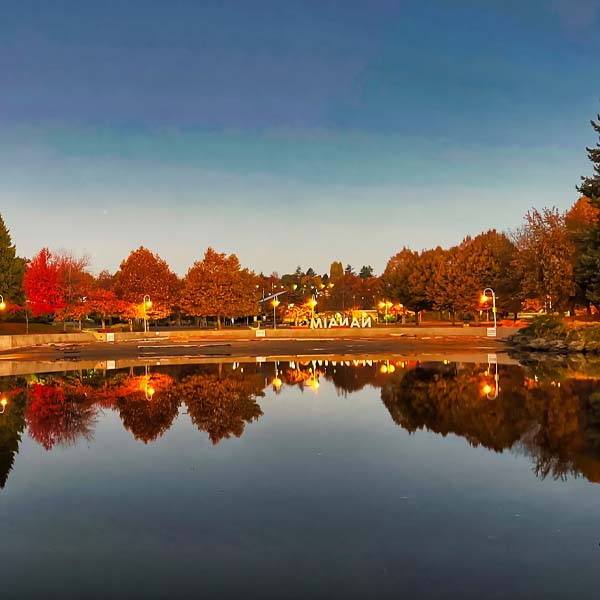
[522, 315, 568, 339]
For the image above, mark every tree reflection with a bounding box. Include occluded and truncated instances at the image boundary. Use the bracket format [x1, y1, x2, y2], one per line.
[0, 387, 27, 489]
[380, 361, 600, 482]
[115, 373, 179, 443]
[5, 359, 600, 486]
[26, 382, 98, 450]
[181, 369, 264, 444]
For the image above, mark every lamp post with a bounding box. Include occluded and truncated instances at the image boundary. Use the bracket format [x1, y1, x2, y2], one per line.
[143, 295, 152, 333]
[0, 396, 7, 414]
[272, 298, 280, 329]
[0, 294, 5, 311]
[378, 300, 393, 325]
[481, 288, 497, 338]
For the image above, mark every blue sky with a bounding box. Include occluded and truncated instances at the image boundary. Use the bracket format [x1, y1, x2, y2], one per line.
[1, 0, 599, 276]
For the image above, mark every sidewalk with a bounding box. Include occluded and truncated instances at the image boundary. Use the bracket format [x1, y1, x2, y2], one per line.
[0, 325, 518, 351]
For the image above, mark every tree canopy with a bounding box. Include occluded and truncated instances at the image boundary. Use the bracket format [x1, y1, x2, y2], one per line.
[181, 247, 258, 329]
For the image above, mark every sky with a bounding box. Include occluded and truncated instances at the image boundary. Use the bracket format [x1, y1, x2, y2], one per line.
[1, 0, 600, 277]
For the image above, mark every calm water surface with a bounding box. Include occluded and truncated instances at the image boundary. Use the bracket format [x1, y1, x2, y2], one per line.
[1, 357, 600, 599]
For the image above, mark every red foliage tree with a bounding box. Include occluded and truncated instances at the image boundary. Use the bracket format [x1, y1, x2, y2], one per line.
[22, 248, 64, 316]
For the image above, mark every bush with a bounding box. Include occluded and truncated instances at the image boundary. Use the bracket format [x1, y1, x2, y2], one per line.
[522, 315, 568, 339]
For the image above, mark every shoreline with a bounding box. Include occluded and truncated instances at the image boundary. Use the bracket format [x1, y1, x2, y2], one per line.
[0, 329, 514, 375]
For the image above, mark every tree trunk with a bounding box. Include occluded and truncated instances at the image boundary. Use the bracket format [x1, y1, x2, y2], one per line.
[216, 314, 222, 330]
[451, 311, 456, 326]
[128, 318, 133, 332]
[101, 317, 106, 329]
[415, 310, 420, 326]
[78, 319, 82, 330]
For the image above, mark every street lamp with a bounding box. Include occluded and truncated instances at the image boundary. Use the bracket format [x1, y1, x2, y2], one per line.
[378, 300, 393, 325]
[308, 296, 317, 319]
[143, 295, 152, 333]
[0, 294, 5, 311]
[480, 288, 497, 338]
[272, 298, 280, 329]
[0, 396, 7, 414]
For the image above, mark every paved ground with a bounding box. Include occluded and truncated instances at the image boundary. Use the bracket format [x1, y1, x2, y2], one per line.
[0, 333, 508, 362]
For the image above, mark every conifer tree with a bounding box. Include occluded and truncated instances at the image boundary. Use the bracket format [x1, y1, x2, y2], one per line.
[577, 114, 600, 307]
[0, 213, 26, 306]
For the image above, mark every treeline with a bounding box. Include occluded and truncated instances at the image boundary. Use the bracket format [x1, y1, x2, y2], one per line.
[0, 114, 599, 327]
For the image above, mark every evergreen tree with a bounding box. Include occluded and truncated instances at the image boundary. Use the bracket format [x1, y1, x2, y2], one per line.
[0, 213, 26, 306]
[359, 265, 374, 279]
[577, 114, 600, 308]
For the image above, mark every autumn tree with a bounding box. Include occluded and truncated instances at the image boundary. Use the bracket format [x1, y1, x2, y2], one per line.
[22, 248, 64, 317]
[181, 247, 258, 329]
[447, 231, 520, 320]
[383, 247, 436, 323]
[53, 251, 94, 328]
[0, 213, 26, 308]
[512, 208, 576, 311]
[114, 247, 180, 320]
[566, 197, 600, 312]
[329, 261, 344, 281]
[86, 288, 128, 329]
[429, 246, 466, 323]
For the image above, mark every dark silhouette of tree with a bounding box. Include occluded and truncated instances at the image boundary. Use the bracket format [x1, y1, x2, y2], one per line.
[575, 112, 600, 308]
[0, 213, 26, 307]
[0, 387, 27, 489]
[359, 265, 374, 279]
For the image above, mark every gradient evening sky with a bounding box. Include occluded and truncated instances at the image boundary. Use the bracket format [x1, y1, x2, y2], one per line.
[2, 0, 600, 276]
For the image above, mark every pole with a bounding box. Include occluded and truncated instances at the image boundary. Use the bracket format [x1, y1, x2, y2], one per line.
[482, 288, 497, 337]
[143, 295, 151, 333]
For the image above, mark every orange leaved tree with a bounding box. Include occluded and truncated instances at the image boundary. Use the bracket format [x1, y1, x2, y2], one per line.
[181, 248, 258, 329]
[114, 247, 180, 322]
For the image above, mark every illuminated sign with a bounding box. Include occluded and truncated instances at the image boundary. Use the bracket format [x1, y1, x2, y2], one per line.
[310, 315, 372, 329]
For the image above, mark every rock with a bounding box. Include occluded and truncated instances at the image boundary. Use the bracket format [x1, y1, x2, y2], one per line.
[547, 340, 567, 352]
[528, 338, 552, 351]
[568, 339, 586, 352]
[508, 334, 529, 346]
[584, 340, 600, 353]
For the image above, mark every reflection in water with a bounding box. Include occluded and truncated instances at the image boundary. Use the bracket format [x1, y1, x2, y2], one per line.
[2, 358, 600, 489]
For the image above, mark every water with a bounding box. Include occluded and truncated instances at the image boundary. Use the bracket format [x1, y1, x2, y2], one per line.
[1, 357, 600, 599]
